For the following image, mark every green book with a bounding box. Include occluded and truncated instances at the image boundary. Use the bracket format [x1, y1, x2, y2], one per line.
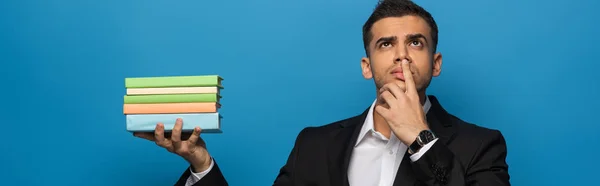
[125, 75, 223, 88]
[123, 93, 220, 104]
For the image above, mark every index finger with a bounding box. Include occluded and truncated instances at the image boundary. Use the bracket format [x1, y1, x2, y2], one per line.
[154, 123, 167, 142]
[187, 127, 204, 147]
[401, 59, 417, 94]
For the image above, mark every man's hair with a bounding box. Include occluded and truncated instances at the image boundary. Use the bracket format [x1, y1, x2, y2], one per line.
[362, 0, 439, 56]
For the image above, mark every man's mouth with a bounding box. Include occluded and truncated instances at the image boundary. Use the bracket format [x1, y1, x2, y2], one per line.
[391, 67, 405, 81]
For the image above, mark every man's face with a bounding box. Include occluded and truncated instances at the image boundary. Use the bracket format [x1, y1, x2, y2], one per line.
[361, 15, 442, 94]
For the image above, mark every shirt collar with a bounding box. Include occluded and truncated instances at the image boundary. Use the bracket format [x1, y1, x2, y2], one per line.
[354, 96, 432, 147]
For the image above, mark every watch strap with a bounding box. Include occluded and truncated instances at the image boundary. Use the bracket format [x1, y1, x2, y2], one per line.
[408, 130, 436, 154]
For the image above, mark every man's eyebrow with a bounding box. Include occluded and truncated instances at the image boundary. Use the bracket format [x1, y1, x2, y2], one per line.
[375, 36, 397, 46]
[406, 33, 428, 44]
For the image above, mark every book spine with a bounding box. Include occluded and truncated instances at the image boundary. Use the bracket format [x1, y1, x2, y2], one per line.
[123, 93, 220, 104]
[125, 75, 223, 88]
[126, 113, 221, 133]
[126, 87, 220, 95]
[123, 102, 220, 114]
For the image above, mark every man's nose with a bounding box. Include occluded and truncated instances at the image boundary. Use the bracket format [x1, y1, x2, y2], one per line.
[394, 45, 409, 63]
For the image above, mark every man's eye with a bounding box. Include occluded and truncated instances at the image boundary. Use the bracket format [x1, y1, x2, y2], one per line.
[381, 42, 392, 48]
[410, 40, 422, 46]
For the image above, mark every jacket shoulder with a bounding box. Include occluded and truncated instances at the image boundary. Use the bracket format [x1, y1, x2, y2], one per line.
[444, 113, 508, 167]
[448, 113, 504, 139]
[296, 112, 364, 139]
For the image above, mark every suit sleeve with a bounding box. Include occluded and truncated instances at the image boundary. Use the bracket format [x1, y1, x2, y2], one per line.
[271, 127, 309, 186]
[174, 159, 229, 186]
[172, 128, 309, 186]
[410, 130, 510, 186]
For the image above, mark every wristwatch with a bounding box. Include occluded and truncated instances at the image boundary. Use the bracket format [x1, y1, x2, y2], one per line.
[408, 130, 437, 155]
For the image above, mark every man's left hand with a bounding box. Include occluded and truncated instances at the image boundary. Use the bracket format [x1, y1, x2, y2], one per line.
[375, 59, 429, 146]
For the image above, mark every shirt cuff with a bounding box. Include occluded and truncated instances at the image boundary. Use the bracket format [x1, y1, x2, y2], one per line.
[185, 158, 215, 185]
[409, 138, 438, 162]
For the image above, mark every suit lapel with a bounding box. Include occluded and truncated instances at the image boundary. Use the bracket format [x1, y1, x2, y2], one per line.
[392, 95, 457, 186]
[327, 109, 368, 186]
[425, 95, 457, 145]
[392, 152, 418, 186]
[326, 96, 456, 186]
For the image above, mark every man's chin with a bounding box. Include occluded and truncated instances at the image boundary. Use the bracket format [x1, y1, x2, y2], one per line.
[375, 80, 407, 91]
[375, 78, 407, 90]
[390, 79, 406, 87]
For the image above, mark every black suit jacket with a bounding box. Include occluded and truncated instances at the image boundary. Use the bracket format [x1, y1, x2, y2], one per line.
[175, 95, 511, 186]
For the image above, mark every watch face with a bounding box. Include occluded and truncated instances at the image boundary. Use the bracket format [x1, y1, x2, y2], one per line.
[420, 130, 436, 143]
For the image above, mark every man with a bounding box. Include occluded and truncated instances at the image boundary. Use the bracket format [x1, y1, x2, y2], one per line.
[135, 0, 511, 185]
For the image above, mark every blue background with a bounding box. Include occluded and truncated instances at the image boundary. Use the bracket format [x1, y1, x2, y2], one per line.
[1, 0, 598, 185]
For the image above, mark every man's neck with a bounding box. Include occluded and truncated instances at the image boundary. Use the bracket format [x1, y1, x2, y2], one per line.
[373, 91, 427, 139]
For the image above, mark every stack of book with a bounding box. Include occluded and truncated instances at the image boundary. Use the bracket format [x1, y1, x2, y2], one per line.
[123, 75, 223, 133]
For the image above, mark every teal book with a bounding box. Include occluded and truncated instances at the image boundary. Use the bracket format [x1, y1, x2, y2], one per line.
[123, 93, 220, 104]
[125, 75, 223, 88]
[126, 113, 222, 133]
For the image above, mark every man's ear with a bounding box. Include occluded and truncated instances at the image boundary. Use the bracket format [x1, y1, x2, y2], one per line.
[432, 52, 442, 77]
[361, 57, 373, 79]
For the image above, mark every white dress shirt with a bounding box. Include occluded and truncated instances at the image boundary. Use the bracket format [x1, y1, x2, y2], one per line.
[185, 97, 437, 186]
[347, 97, 437, 186]
[185, 158, 214, 185]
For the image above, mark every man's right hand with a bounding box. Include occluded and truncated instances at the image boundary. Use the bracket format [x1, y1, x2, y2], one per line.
[133, 118, 212, 173]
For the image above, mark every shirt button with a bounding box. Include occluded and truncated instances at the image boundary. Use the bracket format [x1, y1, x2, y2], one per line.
[389, 150, 393, 154]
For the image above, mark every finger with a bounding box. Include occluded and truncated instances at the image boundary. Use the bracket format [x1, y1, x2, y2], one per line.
[194, 128, 207, 149]
[171, 118, 183, 142]
[154, 123, 166, 142]
[187, 127, 201, 146]
[155, 123, 173, 150]
[401, 59, 417, 95]
[375, 104, 391, 119]
[379, 90, 397, 108]
[171, 118, 183, 149]
[133, 132, 155, 141]
[380, 82, 405, 99]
